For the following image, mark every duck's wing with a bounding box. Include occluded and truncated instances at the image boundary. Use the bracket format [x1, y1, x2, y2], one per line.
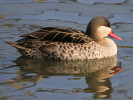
[21, 27, 90, 43]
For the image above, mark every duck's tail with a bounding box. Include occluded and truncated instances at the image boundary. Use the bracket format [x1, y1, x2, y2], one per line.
[5, 41, 34, 57]
[5, 41, 27, 50]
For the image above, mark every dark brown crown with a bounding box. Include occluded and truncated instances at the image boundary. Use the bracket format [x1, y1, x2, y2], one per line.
[86, 16, 111, 36]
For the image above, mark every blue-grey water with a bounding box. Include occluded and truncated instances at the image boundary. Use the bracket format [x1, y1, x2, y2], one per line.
[0, 0, 133, 100]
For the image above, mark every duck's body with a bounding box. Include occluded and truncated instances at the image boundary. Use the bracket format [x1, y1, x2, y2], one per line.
[5, 16, 121, 60]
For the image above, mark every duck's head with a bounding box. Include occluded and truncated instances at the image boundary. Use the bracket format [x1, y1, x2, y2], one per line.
[86, 16, 121, 42]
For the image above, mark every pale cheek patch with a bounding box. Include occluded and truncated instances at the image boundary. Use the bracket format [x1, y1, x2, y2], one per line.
[97, 26, 111, 36]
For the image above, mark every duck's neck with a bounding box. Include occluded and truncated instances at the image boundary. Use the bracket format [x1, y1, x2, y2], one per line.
[88, 33, 104, 42]
[98, 38, 117, 54]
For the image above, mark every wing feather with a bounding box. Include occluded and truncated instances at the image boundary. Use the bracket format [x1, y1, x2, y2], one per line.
[20, 27, 90, 43]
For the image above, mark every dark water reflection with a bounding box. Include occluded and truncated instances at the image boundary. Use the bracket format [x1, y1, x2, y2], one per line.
[4, 56, 121, 99]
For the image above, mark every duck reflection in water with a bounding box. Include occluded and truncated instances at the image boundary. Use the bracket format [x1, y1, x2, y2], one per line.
[11, 55, 121, 99]
[84, 62, 121, 98]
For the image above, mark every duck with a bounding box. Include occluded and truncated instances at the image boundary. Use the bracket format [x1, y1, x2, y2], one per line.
[5, 16, 121, 60]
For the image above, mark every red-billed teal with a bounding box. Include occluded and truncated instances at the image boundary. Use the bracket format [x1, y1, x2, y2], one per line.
[5, 16, 121, 60]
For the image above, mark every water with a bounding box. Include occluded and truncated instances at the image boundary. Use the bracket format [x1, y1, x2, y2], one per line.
[0, 0, 133, 100]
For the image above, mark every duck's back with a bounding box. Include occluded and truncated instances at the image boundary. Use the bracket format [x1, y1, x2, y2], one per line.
[20, 27, 91, 43]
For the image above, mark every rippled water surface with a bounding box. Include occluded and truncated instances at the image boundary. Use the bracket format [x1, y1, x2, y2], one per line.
[0, 0, 133, 100]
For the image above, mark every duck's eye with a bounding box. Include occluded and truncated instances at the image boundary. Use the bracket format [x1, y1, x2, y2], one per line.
[108, 23, 111, 27]
[105, 24, 108, 27]
[105, 24, 111, 27]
